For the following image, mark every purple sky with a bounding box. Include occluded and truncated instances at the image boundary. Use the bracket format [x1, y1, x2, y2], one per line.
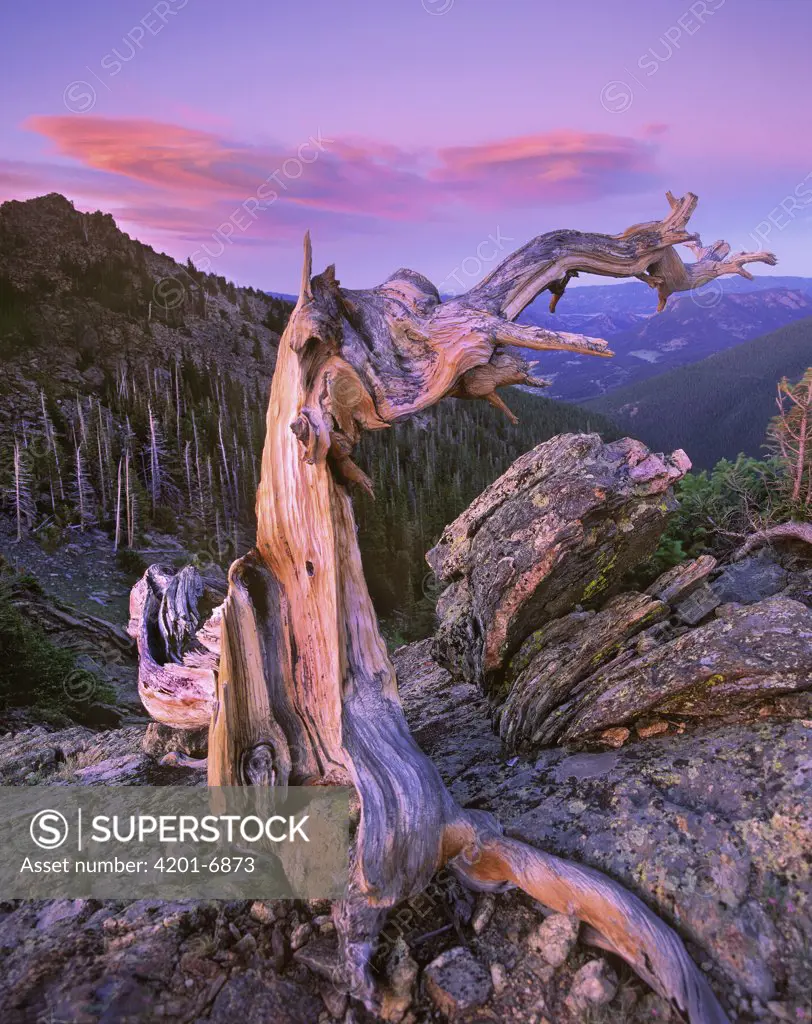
[3, 0, 811, 292]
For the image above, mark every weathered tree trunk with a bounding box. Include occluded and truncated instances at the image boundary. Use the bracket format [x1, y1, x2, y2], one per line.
[132, 194, 777, 1023]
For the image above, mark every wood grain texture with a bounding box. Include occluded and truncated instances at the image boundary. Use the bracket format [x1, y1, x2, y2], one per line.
[128, 565, 221, 728]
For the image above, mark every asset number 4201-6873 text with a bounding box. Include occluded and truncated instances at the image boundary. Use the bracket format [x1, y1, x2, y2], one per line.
[152, 856, 256, 873]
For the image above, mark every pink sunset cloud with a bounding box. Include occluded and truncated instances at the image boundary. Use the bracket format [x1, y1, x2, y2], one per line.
[434, 131, 657, 203]
[19, 116, 663, 249]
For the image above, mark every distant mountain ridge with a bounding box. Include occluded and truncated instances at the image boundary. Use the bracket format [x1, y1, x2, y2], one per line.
[587, 316, 812, 470]
[519, 276, 812, 402]
[531, 275, 812, 310]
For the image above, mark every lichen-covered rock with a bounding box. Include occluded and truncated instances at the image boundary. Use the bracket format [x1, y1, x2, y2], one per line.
[711, 553, 789, 606]
[142, 722, 208, 759]
[428, 434, 690, 691]
[0, 724, 204, 787]
[73, 752, 156, 785]
[780, 567, 812, 608]
[565, 958, 618, 1012]
[397, 638, 811, 1010]
[0, 725, 95, 783]
[394, 639, 503, 779]
[526, 913, 579, 966]
[0, 897, 336, 1024]
[423, 946, 492, 1018]
[496, 591, 667, 751]
[207, 971, 321, 1024]
[557, 597, 812, 743]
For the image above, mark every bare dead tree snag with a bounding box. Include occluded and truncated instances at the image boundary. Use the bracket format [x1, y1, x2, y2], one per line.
[131, 194, 778, 1023]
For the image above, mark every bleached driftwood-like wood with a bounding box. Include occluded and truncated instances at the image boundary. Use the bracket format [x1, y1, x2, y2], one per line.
[128, 565, 221, 728]
[134, 194, 777, 1023]
[634, 193, 777, 311]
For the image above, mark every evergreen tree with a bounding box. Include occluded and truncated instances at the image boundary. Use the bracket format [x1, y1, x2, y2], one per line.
[767, 368, 812, 507]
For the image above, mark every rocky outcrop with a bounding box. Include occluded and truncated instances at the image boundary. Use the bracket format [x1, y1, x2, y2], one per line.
[647, 554, 717, 604]
[0, 725, 203, 786]
[400, 433, 812, 1019]
[428, 434, 690, 692]
[0, 724, 97, 784]
[711, 552, 789, 605]
[497, 590, 668, 749]
[3, 692, 809, 1022]
[553, 596, 812, 744]
[142, 722, 209, 759]
[3, 429, 809, 1024]
[429, 434, 812, 752]
[506, 594, 812, 748]
[0, 899, 323, 1024]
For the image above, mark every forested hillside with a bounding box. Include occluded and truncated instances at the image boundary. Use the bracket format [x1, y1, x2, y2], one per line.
[0, 193, 616, 641]
[0, 193, 290, 571]
[355, 389, 617, 641]
[588, 317, 812, 469]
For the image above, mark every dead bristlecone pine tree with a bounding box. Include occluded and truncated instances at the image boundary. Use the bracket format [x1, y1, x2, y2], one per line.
[129, 192, 778, 1024]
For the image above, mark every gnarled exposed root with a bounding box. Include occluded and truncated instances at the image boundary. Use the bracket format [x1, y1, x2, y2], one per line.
[128, 565, 222, 728]
[733, 521, 812, 560]
[445, 813, 729, 1024]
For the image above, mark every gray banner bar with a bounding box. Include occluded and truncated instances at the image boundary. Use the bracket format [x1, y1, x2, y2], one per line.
[0, 786, 350, 899]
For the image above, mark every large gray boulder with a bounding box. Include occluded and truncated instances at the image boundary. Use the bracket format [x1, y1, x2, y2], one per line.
[428, 434, 690, 692]
[541, 596, 812, 746]
[711, 553, 789, 605]
[496, 591, 667, 750]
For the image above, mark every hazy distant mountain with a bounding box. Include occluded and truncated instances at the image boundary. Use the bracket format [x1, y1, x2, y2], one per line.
[519, 277, 812, 402]
[587, 317, 812, 470]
